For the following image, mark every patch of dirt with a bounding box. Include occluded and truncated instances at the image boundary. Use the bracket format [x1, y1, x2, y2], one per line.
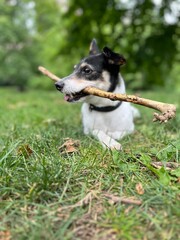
[72, 200, 106, 240]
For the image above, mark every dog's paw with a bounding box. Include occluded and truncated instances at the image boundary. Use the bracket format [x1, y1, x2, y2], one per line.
[110, 143, 122, 151]
[106, 140, 122, 151]
[92, 129, 122, 151]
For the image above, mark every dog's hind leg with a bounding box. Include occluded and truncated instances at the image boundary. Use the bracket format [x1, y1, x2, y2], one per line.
[92, 129, 122, 150]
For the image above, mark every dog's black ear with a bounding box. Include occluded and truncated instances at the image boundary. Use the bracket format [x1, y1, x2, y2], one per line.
[103, 47, 126, 66]
[89, 39, 99, 55]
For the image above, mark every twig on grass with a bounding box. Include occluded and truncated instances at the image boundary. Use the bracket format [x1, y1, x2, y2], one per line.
[57, 191, 142, 215]
[57, 190, 99, 212]
[151, 162, 180, 170]
[103, 193, 142, 205]
[38, 66, 176, 123]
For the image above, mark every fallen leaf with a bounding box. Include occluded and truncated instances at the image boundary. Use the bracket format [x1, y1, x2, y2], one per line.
[135, 182, 145, 195]
[17, 144, 33, 158]
[0, 231, 11, 240]
[59, 138, 80, 154]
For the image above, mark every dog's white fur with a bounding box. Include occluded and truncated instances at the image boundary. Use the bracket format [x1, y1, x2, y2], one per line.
[60, 70, 140, 150]
[81, 74, 139, 150]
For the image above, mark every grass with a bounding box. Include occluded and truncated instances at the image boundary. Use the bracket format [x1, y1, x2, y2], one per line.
[0, 88, 179, 240]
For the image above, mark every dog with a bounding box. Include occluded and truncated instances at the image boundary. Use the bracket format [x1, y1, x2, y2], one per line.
[55, 39, 140, 150]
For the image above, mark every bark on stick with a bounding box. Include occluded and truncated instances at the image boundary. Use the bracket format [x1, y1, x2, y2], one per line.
[38, 66, 176, 123]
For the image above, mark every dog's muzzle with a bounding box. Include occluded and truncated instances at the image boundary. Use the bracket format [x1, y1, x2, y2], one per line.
[55, 81, 88, 102]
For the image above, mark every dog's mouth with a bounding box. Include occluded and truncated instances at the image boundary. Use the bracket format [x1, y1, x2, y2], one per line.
[64, 91, 88, 102]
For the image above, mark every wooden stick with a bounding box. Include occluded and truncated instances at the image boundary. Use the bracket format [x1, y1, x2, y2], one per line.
[38, 66, 176, 123]
[38, 66, 60, 82]
[103, 193, 142, 205]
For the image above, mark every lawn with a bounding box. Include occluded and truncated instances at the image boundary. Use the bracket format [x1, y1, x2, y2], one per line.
[0, 88, 179, 240]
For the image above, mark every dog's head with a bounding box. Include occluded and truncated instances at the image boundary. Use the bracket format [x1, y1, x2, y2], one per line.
[55, 39, 126, 102]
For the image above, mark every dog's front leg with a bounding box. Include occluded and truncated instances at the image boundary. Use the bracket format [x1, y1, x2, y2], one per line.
[92, 130, 122, 150]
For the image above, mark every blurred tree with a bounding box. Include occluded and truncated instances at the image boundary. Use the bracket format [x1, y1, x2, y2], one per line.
[34, 0, 65, 72]
[0, 0, 179, 90]
[60, 0, 180, 89]
[0, 0, 38, 90]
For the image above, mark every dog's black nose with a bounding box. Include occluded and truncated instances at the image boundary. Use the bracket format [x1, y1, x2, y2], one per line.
[55, 82, 64, 92]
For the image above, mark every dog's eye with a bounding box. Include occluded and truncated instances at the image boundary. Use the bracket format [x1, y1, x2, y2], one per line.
[82, 67, 92, 74]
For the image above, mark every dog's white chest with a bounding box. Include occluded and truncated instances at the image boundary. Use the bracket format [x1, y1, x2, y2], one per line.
[81, 101, 135, 137]
[81, 103, 108, 134]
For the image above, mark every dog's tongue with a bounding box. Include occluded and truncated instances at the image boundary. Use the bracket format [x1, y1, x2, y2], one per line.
[64, 94, 74, 102]
[64, 93, 84, 102]
[64, 95, 70, 101]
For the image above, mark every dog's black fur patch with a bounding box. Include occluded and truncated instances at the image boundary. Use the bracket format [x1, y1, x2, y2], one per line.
[75, 54, 104, 81]
[74, 48, 125, 92]
[55, 40, 126, 101]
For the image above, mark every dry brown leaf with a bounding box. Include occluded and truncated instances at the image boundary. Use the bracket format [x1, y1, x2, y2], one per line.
[0, 231, 11, 240]
[59, 138, 80, 154]
[17, 144, 33, 158]
[135, 182, 145, 195]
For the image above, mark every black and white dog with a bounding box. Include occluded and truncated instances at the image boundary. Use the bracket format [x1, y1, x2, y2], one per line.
[55, 39, 139, 150]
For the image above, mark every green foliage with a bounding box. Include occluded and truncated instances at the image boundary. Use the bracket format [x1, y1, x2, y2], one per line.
[0, 0, 179, 90]
[0, 0, 39, 90]
[62, 0, 180, 89]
